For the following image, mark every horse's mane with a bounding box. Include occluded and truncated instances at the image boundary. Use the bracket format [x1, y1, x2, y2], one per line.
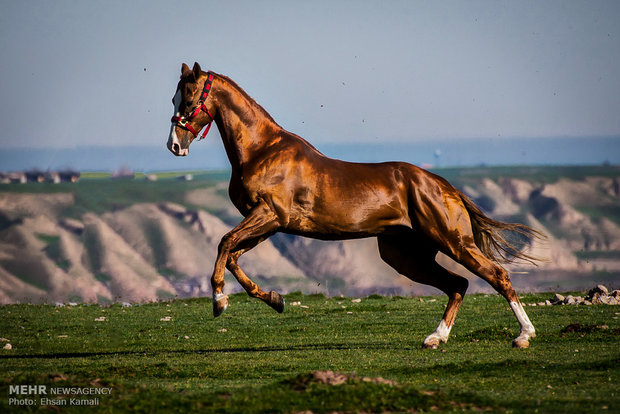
[214, 73, 279, 125]
[213, 72, 323, 156]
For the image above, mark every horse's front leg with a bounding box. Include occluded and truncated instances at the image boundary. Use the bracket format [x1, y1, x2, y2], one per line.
[211, 202, 280, 317]
[226, 249, 285, 313]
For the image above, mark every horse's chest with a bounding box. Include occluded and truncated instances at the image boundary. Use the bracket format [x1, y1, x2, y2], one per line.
[227, 178, 252, 212]
[228, 176, 269, 213]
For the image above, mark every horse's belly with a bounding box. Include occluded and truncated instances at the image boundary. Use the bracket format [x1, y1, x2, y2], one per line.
[289, 199, 412, 238]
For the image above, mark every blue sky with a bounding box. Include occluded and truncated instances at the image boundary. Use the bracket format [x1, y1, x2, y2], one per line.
[1, 0, 619, 150]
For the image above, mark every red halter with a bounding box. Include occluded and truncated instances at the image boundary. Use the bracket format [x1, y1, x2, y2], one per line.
[171, 72, 215, 140]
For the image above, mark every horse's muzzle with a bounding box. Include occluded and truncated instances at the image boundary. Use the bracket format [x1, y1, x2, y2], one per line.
[167, 140, 188, 156]
[167, 132, 189, 156]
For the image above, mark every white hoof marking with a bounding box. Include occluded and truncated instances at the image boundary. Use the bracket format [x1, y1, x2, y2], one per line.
[213, 293, 228, 313]
[423, 320, 452, 348]
[510, 301, 536, 344]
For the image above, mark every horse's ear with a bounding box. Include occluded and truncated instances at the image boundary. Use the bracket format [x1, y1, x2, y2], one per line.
[181, 63, 191, 78]
[192, 62, 202, 78]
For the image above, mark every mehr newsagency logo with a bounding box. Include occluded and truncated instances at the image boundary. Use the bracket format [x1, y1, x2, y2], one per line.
[8, 384, 113, 407]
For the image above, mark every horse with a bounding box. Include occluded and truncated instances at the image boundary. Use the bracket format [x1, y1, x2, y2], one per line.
[167, 62, 544, 349]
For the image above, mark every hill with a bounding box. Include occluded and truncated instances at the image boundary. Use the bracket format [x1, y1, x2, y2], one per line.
[0, 166, 619, 304]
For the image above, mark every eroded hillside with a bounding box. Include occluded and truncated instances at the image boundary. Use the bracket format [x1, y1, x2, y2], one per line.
[0, 167, 618, 303]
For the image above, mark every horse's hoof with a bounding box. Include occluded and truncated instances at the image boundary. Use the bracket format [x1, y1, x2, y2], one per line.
[423, 336, 440, 349]
[512, 337, 530, 349]
[268, 291, 285, 313]
[213, 294, 229, 317]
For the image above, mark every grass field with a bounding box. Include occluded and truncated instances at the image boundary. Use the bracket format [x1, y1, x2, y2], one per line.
[1, 292, 618, 413]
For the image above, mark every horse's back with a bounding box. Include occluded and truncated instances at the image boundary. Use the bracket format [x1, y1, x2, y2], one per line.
[262, 131, 467, 239]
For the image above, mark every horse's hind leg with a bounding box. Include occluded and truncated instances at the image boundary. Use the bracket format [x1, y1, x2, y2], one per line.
[377, 234, 469, 349]
[450, 246, 535, 348]
[424, 221, 535, 347]
[411, 185, 535, 348]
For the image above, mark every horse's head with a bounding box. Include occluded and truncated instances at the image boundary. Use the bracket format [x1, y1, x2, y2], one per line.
[167, 62, 215, 156]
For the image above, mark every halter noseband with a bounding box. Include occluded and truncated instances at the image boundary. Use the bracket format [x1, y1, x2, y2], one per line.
[171, 72, 215, 140]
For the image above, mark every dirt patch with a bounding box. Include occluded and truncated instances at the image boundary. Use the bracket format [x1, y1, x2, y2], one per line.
[288, 370, 397, 391]
[561, 323, 620, 335]
[48, 373, 68, 382]
[310, 370, 349, 386]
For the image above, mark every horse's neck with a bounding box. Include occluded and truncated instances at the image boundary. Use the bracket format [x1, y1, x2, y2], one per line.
[213, 78, 280, 167]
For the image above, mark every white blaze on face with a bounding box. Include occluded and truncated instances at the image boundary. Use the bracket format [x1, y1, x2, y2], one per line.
[168, 89, 188, 155]
[172, 88, 182, 116]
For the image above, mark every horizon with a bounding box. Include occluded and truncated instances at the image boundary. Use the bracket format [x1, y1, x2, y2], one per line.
[1, 136, 618, 173]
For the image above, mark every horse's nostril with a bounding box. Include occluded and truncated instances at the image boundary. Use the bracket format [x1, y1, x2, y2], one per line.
[172, 143, 180, 154]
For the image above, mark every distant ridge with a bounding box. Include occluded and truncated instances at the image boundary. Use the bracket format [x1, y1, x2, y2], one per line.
[1, 136, 618, 172]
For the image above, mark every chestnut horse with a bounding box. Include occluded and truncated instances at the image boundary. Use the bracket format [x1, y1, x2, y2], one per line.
[167, 62, 544, 348]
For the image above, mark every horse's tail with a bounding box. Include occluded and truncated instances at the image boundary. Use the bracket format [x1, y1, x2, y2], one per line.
[459, 192, 545, 265]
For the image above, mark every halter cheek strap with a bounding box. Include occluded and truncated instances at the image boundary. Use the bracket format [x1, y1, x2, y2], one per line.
[171, 72, 215, 140]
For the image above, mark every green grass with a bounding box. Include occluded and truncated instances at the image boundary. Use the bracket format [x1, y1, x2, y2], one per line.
[1, 293, 618, 413]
